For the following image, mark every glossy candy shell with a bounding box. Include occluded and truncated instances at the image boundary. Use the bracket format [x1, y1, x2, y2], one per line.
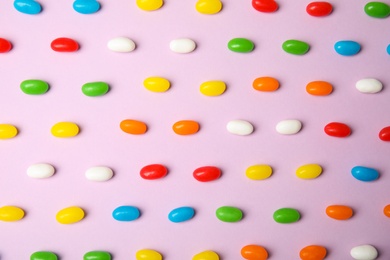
[135, 249, 162, 260]
[300, 245, 327, 260]
[273, 208, 300, 223]
[351, 166, 379, 182]
[14, 0, 42, 14]
[334, 41, 361, 56]
[252, 0, 278, 13]
[120, 120, 147, 135]
[306, 2, 333, 17]
[324, 122, 351, 137]
[112, 206, 140, 221]
[84, 251, 111, 260]
[193, 166, 221, 182]
[140, 164, 168, 180]
[73, 0, 101, 14]
[195, 0, 222, 15]
[172, 120, 199, 135]
[0, 38, 12, 53]
[51, 38, 79, 52]
[364, 2, 390, 18]
[282, 40, 310, 55]
[20, 79, 49, 95]
[31, 251, 58, 260]
[168, 207, 195, 223]
[379, 126, 390, 141]
[82, 82, 109, 96]
[326, 205, 353, 220]
[228, 38, 254, 53]
[253, 77, 279, 91]
[216, 206, 243, 222]
[306, 81, 333, 96]
[241, 245, 269, 260]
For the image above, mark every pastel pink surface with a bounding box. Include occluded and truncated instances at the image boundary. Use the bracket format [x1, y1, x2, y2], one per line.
[0, 1, 390, 259]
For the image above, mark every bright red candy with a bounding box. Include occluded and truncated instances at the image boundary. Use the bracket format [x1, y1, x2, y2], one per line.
[379, 126, 390, 141]
[252, 0, 279, 13]
[193, 166, 221, 182]
[140, 164, 168, 180]
[324, 122, 351, 137]
[0, 38, 12, 53]
[306, 2, 333, 17]
[51, 37, 79, 52]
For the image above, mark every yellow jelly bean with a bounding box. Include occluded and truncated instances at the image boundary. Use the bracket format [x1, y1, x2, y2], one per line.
[200, 81, 226, 96]
[136, 0, 163, 11]
[0, 124, 18, 139]
[51, 122, 79, 138]
[246, 165, 273, 180]
[56, 206, 85, 224]
[136, 249, 162, 260]
[192, 250, 219, 260]
[143, 77, 170, 92]
[195, 0, 222, 15]
[0, 206, 25, 221]
[296, 164, 322, 179]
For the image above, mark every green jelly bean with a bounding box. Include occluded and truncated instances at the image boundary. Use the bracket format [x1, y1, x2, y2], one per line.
[84, 251, 111, 260]
[216, 206, 243, 222]
[282, 40, 310, 55]
[273, 208, 300, 224]
[364, 2, 390, 18]
[228, 38, 254, 53]
[30, 251, 58, 260]
[82, 82, 109, 97]
[20, 79, 49, 95]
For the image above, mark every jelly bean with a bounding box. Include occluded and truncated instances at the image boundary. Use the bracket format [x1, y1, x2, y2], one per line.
[246, 165, 272, 180]
[193, 166, 221, 182]
[143, 77, 170, 92]
[120, 119, 148, 135]
[73, 0, 101, 14]
[296, 164, 322, 179]
[282, 40, 310, 55]
[324, 122, 351, 137]
[56, 206, 85, 224]
[241, 245, 268, 260]
[136, 0, 163, 11]
[334, 41, 361, 56]
[0, 38, 12, 53]
[14, 0, 42, 14]
[306, 2, 333, 17]
[140, 164, 168, 180]
[82, 82, 109, 96]
[0, 206, 25, 221]
[195, 0, 222, 14]
[84, 251, 111, 260]
[51, 38, 79, 52]
[107, 37, 136, 52]
[306, 81, 333, 96]
[0, 124, 18, 139]
[364, 2, 390, 18]
[273, 208, 300, 223]
[228, 38, 254, 53]
[387, 44, 390, 55]
[31, 251, 58, 260]
[85, 166, 113, 181]
[350, 245, 378, 260]
[51, 122, 79, 138]
[200, 81, 226, 96]
[20, 79, 49, 95]
[135, 249, 162, 260]
[192, 251, 219, 260]
[351, 166, 379, 182]
[300, 245, 327, 260]
[252, 77, 279, 92]
[355, 78, 383, 94]
[226, 120, 254, 136]
[112, 206, 140, 221]
[168, 206, 195, 223]
[326, 205, 353, 220]
[172, 120, 200, 135]
[252, 0, 278, 13]
[27, 163, 55, 179]
[276, 119, 302, 135]
[170, 38, 196, 54]
[383, 204, 390, 217]
[379, 126, 390, 141]
[216, 206, 243, 222]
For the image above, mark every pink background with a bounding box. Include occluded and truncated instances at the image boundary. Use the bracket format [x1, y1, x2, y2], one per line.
[1, 0, 390, 259]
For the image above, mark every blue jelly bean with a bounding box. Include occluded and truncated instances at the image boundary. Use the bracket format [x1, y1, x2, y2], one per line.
[334, 41, 361, 56]
[387, 44, 390, 55]
[168, 207, 195, 223]
[14, 0, 42, 15]
[112, 206, 140, 221]
[73, 0, 101, 14]
[351, 166, 379, 182]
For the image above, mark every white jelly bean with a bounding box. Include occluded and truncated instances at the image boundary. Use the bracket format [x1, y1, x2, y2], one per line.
[107, 37, 136, 53]
[169, 38, 196, 53]
[350, 245, 378, 260]
[276, 119, 302, 135]
[27, 163, 55, 179]
[85, 166, 114, 181]
[356, 78, 383, 93]
[226, 120, 254, 136]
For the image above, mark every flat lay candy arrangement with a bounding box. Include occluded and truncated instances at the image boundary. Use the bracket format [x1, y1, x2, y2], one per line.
[1, 0, 390, 259]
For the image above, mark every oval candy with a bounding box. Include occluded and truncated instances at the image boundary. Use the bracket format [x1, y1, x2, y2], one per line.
[136, 249, 162, 260]
[112, 206, 140, 221]
[296, 164, 322, 179]
[200, 81, 226, 96]
[306, 2, 333, 17]
[0, 124, 18, 139]
[31, 251, 58, 260]
[252, 0, 278, 13]
[364, 2, 390, 18]
[73, 0, 100, 14]
[107, 37, 136, 52]
[82, 81, 109, 96]
[84, 251, 111, 260]
[350, 245, 378, 260]
[273, 208, 300, 223]
[136, 0, 163, 11]
[383, 204, 390, 217]
[170, 38, 196, 54]
[355, 78, 383, 94]
[195, 0, 222, 14]
[193, 166, 221, 182]
[241, 245, 268, 260]
[0, 38, 12, 53]
[306, 81, 333, 96]
[143, 77, 170, 92]
[351, 166, 379, 182]
[216, 206, 243, 222]
[276, 119, 302, 135]
[140, 164, 168, 180]
[192, 251, 219, 260]
[27, 163, 55, 179]
[246, 165, 273, 180]
[253, 77, 279, 92]
[20, 79, 49, 95]
[300, 245, 327, 260]
[172, 120, 200, 135]
[51, 122, 79, 138]
[85, 166, 113, 181]
[56, 206, 85, 224]
[226, 120, 254, 136]
[334, 41, 361, 56]
[379, 126, 390, 141]
[282, 40, 310, 55]
[168, 206, 195, 223]
[14, 0, 42, 14]
[324, 122, 351, 137]
[228, 38, 254, 53]
[51, 38, 79, 52]
[326, 205, 353, 220]
[0, 206, 25, 221]
[387, 44, 390, 55]
[120, 119, 148, 135]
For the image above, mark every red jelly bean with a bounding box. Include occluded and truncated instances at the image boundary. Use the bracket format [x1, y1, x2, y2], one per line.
[379, 126, 390, 141]
[193, 166, 221, 182]
[306, 2, 333, 17]
[140, 164, 168, 180]
[0, 38, 12, 53]
[252, 0, 278, 13]
[324, 122, 351, 137]
[51, 37, 79, 52]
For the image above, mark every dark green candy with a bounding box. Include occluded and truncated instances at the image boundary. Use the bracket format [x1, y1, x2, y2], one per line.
[282, 40, 310, 55]
[273, 208, 300, 224]
[216, 206, 243, 222]
[228, 38, 254, 53]
[364, 2, 390, 18]
[30, 251, 57, 260]
[20, 79, 49, 95]
[83, 251, 111, 260]
[82, 82, 109, 97]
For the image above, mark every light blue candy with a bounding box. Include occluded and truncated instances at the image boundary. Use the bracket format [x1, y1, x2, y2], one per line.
[112, 206, 140, 221]
[14, 0, 42, 15]
[168, 206, 195, 223]
[334, 41, 361, 56]
[73, 0, 101, 14]
[351, 166, 379, 182]
[387, 44, 390, 55]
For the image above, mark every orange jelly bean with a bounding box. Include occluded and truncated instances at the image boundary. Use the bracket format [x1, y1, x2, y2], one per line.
[300, 245, 327, 260]
[172, 120, 199, 135]
[306, 81, 333, 96]
[252, 77, 279, 92]
[241, 245, 268, 260]
[120, 119, 147, 135]
[383, 204, 390, 217]
[326, 205, 353, 220]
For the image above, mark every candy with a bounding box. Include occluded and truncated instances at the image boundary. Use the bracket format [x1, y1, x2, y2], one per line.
[306, 2, 333, 17]
[364, 2, 390, 18]
[143, 77, 171, 92]
[383, 204, 390, 217]
[14, 0, 42, 14]
[85, 166, 113, 181]
[350, 245, 378, 260]
[226, 120, 254, 136]
[296, 164, 322, 179]
[51, 38, 79, 52]
[0, 124, 18, 139]
[252, 0, 278, 13]
[84, 251, 111, 260]
[27, 163, 55, 179]
[306, 81, 333, 96]
[216, 206, 243, 222]
[170, 38, 196, 53]
[31, 251, 58, 260]
[282, 40, 310, 55]
[51, 122, 79, 138]
[120, 119, 148, 135]
[107, 37, 136, 52]
[252, 77, 279, 92]
[273, 208, 300, 223]
[228, 38, 255, 53]
[299, 245, 327, 260]
[387, 44, 390, 55]
[200, 81, 226, 96]
[193, 166, 221, 182]
[355, 78, 383, 94]
[140, 164, 168, 180]
[241, 245, 268, 260]
[195, 0, 222, 15]
[112, 206, 140, 221]
[136, 0, 163, 11]
[20, 79, 49, 95]
[379, 126, 390, 141]
[135, 249, 162, 260]
[351, 166, 379, 182]
[82, 82, 109, 96]
[192, 251, 219, 260]
[56, 206, 85, 224]
[246, 165, 273, 180]
[172, 120, 200, 135]
[168, 206, 195, 223]
[0, 206, 25, 221]
[324, 122, 351, 137]
[0, 38, 12, 53]
[275, 119, 302, 135]
[326, 205, 353, 220]
[334, 41, 361, 56]
[73, 0, 101, 14]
